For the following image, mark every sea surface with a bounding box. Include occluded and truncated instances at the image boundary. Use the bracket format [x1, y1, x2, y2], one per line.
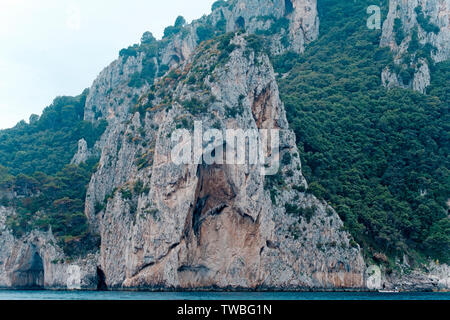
[0, 290, 449, 300]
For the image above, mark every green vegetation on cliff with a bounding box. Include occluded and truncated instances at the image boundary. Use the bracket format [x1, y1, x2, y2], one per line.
[3, 159, 100, 258]
[0, 90, 105, 257]
[273, 0, 449, 265]
[0, 90, 106, 176]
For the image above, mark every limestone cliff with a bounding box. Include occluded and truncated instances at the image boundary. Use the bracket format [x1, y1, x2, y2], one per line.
[91, 34, 365, 289]
[386, 262, 450, 291]
[1, 0, 447, 291]
[381, 0, 449, 93]
[62, 0, 367, 290]
[0, 207, 98, 289]
[80, 0, 319, 134]
[208, 0, 319, 54]
[2, 0, 342, 291]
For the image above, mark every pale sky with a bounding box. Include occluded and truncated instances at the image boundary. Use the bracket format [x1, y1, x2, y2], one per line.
[0, 0, 215, 129]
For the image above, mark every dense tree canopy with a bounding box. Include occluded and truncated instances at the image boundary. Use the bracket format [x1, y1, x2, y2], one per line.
[0, 90, 105, 257]
[273, 0, 449, 265]
[2, 160, 100, 257]
[0, 90, 106, 176]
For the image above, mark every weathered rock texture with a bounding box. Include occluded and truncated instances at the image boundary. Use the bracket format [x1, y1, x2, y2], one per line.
[209, 0, 319, 54]
[384, 262, 450, 291]
[1, 0, 447, 291]
[381, 0, 450, 92]
[84, 30, 366, 290]
[71, 138, 90, 165]
[0, 207, 98, 289]
[154, 0, 319, 70]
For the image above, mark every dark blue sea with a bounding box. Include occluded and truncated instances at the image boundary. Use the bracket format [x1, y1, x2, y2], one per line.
[0, 290, 449, 300]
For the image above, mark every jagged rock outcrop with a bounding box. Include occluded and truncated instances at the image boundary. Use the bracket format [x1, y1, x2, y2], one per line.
[86, 32, 365, 290]
[63, 0, 362, 290]
[71, 138, 90, 165]
[0, 207, 98, 289]
[365, 261, 450, 292]
[82, 0, 320, 233]
[381, 0, 449, 93]
[384, 262, 450, 291]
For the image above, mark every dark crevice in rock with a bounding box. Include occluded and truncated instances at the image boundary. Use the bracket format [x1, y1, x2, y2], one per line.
[156, 242, 180, 261]
[193, 195, 209, 237]
[134, 242, 181, 277]
[266, 240, 279, 249]
[137, 262, 155, 274]
[9, 245, 44, 289]
[236, 16, 246, 31]
[96, 266, 108, 291]
[285, 0, 294, 16]
[235, 207, 256, 224]
[208, 203, 228, 216]
[171, 54, 181, 64]
[177, 265, 210, 273]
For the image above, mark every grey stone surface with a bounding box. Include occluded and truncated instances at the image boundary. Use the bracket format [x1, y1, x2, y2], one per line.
[0, 207, 98, 289]
[381, 0, 449, 92]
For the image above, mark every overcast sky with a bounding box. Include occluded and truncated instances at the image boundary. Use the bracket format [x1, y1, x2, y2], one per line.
[0, 0, 214, 129]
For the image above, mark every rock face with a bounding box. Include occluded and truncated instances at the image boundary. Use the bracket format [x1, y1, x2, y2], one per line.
[68, 0, 365, 291]
[380, 0, 450, 92]
[0, 207, 98, 289]
[71, 138, 89, 165]
[384, 262, 450, 291]
[209, 0, 319, 54]
[155, 0, 319, 70]
[26, 1, 362, 291]
[364, 261, 450, 292]
[85, 30, 365, 290]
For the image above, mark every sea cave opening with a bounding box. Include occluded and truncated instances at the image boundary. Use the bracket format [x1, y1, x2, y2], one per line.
[10, 249, 44, 289]
[96, 266, 107, 291]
